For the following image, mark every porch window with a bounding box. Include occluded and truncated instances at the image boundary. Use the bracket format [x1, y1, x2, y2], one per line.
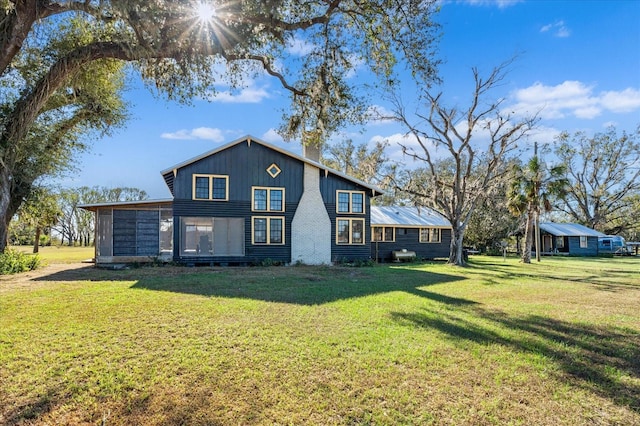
[180, 217, 244, 256]
[556, 236, 565, 249]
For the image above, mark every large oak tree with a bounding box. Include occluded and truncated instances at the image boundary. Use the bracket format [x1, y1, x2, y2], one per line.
[0, 0, 441, 251]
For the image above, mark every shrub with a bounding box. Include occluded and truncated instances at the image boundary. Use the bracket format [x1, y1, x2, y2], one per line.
[0, 249, 41, 275]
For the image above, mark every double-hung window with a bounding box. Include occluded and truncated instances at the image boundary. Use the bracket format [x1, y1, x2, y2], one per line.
[252, 187, 285, 212]
[336, 218, 365, 245]
[419, 228, 441, 243]
[579, 236, 588, 248]
[192, 174, 228, 201]
[336, 191, 365, 214]
[252, 217, 285, 245]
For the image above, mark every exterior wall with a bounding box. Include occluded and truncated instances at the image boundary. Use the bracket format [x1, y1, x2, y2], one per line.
[291, 163, 332, 264]
[172, 141, 305, 264]
[96, 207, 172, 264]
[567, 236, 599, 256]
[319, 171, 372, 262]
[542, 233, 599, 256]
[371, 228, 451, 262]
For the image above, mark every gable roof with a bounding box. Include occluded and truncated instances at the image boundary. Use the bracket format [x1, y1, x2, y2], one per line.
[539, 222, 605, 237]
[160, 135, 383, 196]
[371, 206, 452, 228]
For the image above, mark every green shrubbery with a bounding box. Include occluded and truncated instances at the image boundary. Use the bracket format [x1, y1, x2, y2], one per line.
[0, 249, 41, 274]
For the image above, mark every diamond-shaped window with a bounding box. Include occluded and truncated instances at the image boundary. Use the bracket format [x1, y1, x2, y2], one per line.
[266, 163, 281, 178]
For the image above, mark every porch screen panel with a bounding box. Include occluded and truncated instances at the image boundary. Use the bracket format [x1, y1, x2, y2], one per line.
[213, 218, 245, 256]
[136, 210, 160, 256]
[160, 210, 173, 255]
[97, 209, 113, 257]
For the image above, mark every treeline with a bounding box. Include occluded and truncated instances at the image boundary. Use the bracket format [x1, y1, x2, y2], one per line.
[9, 186, 148, 251]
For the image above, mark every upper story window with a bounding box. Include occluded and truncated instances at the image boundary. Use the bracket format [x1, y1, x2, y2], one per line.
[193, 174, 228, 201]
[336, 191, 365, 214]
[419, 228, 441, 243]
[252, 187, 285, 212]
[372, 226, 395, 242]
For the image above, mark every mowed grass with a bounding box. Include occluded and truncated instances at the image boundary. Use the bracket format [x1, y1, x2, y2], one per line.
[1, 257, 639, 425]
[12, 245, 94, 264]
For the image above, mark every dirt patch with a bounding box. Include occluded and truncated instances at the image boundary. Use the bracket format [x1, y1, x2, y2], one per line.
[0, 263, 96, 292]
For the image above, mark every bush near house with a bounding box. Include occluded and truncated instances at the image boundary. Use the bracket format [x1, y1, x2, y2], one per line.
[0, 249, 40, 274]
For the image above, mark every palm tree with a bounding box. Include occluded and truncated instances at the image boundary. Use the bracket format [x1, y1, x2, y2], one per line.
[507, 144, 568, 263]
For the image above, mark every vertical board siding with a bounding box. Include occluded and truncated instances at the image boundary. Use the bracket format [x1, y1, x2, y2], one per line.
[319, 171, 373, 262]
[567, 236, 599, 256]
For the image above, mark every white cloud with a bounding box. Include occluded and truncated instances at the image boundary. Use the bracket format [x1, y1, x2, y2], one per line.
[286, 36, 316, 56]
[461, 0, 523, 8]
[207, 85, 270, 103]
[366, 104, 396, 125]
[508, 81, 640, 120]
[261, 128, 284, 143]
[369, 133, 441, 165]
[540, 20, 571, 38]
[161, 127, 225, 142]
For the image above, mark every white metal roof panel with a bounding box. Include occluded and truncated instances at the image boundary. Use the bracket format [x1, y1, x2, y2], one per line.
[371, 206, 452, 228]
[539, 222, 605, 237]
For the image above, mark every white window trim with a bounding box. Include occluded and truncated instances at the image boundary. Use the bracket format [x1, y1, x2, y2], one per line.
[251, 187, 285, 212]
[579, 236, 588, 248]
[336, 190, 366, 214]
[336, 218, 366, 245]
[192, 174, 229, 201]
[252, 216, 285, 245]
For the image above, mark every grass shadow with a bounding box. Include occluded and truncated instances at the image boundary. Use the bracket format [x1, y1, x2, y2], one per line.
[129, 265, 470, 306]
[392, 305, 640, 413]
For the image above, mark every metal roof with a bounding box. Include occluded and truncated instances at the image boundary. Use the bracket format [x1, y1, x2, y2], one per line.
[539, 222, 606, 237]
[160, 135, 383, 196]
[78, 199, 173, 211]
[371, 206, 452, 228]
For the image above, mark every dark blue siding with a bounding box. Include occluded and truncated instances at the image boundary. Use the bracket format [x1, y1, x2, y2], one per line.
[173, 142, 304, 203]
[371, 228, 451, 261]
[567, 236, 599, 256]
[318, 171, 374, 262]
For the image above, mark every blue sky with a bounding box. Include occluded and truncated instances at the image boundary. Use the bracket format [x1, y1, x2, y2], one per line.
[57, 0, 640, 199]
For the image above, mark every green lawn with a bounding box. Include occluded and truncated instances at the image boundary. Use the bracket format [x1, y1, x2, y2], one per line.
[1, 257, 639, 425]
[11, 245, 94, 264]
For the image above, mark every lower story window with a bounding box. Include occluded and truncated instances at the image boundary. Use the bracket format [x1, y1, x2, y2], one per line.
[337, 218, 365, 245]
[372, 226, 395, 242]
[420, 227, 441, 243]
[252, 217, 285, 245]
[579, 236, 588, 248]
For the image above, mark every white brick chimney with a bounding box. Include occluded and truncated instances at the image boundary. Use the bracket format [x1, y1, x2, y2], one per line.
[291, 143, 332, 264]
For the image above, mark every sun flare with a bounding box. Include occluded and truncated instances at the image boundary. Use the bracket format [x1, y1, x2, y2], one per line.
[195, 2, 216, 22]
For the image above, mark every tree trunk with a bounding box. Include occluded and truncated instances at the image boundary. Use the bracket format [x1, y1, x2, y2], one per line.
[448, 227, 466, 266]
[33, 227, 41, 253]
[521, 207, 535, 263]
[0, 168, 12, 253]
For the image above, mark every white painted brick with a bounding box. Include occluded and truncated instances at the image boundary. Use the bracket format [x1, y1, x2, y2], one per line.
[291, 164, 331, 265]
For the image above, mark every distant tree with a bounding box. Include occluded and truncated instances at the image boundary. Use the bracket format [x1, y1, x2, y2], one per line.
[464, 166, 521, 253]
[13, 187, 62, 252]
[389, 62, 537, 265]
[0, 0, 441, 253]
[507, 144, 567, 263]
[322, 139, 398, 204]
[55, 186, 148, 246]
[554, 126, 640, 235]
